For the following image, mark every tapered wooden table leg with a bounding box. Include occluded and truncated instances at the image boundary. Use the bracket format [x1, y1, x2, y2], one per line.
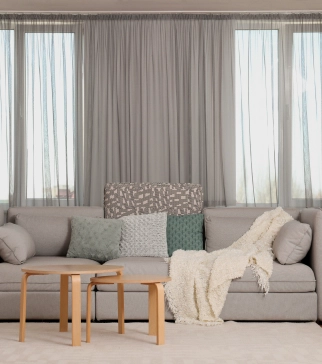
[117, 283, 125, 334]
[148, 284, 157, 336]
[71, 275, 81, 346]
[19, 273, 30, 342]
[155, 283, 165, 345]
[86, 282, 94, 343]
[60, 274, 69, 332]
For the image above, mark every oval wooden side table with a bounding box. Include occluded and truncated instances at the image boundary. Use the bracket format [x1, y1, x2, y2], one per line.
[87, 275, 171, 345]
[19, 264, 124, 346]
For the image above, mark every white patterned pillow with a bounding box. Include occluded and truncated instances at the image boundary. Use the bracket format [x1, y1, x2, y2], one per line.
[120, 212, 168, 257]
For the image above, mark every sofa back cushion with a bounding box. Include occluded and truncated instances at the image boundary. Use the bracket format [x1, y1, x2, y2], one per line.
[8, 207, 104, 256]
[204, 207, 301, 253]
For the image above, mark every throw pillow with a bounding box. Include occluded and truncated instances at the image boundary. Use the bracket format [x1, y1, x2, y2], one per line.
[0, 223, 36, 264]
[273, 220, 312, 264]
[167, 214, 204, 256]
[66, 216, 123, 263]
[120, 212, 168, 257]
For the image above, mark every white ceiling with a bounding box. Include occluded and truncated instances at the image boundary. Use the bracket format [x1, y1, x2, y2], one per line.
[0, 0, 322, 13]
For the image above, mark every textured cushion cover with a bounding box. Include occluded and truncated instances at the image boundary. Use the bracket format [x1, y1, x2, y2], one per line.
[167, 214, 204, 256]
[66, 216, 122, 263]
[16, 214, 72, 256]
[205, 217, 254, 252]
[120, 212, 168, 257]
[273, 220, 312, 264]
[0, 223, 35, 264]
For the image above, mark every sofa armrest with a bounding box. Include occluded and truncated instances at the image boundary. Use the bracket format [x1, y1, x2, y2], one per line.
[300, 208, 322, 321]
[0, 208, 4, 227]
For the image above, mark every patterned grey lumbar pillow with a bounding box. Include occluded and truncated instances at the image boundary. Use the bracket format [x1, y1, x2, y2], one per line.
[120, 212, 168, 257]
[66, 216, 123, 263]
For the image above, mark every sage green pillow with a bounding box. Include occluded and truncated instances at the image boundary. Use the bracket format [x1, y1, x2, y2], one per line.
[167, 214, 204, 256]
[66, 216, 123, 263]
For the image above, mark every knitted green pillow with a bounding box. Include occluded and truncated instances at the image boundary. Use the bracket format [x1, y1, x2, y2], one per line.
[167, 214, 204, 256]
[66, 216, 123, 263]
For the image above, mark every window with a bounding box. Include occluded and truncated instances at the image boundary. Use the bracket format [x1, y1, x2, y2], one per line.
[292, 32, 322, 201]
[235, 29, 279, 205]
[236, 25, 322, 206]
[0, 24, 80, 207]
[0, 30, 14, 205]
[25, 32, 75, 201]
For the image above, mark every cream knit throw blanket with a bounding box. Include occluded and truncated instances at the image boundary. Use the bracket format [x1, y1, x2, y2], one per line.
[164, 207, 293, 326]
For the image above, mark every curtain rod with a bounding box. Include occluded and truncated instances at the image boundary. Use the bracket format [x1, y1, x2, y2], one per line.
[1, 11, 322, 15]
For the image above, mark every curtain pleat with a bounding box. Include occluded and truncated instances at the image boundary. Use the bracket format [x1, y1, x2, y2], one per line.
[2, 14, 322, 208]
[83, 17, 235, 206]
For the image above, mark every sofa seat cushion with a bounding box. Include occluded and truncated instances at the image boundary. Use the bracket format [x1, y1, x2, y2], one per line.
[97, 257, 169, 292]
[97, 258, 315, 293]
[0, 256, 100, 292]
[230, 261, 315, 293]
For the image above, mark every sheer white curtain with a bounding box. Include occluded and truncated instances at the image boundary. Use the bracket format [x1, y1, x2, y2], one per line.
[0, 15, 83, 208]
[2, 14, 322, 208]
[235, 14, 322, 207]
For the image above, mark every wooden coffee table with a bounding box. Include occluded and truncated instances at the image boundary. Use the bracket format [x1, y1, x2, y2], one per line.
[19, 264, 123, 346]
[87, 275, 171, 345]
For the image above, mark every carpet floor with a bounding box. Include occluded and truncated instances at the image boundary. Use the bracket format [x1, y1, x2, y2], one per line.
[1, 321, 322, 363]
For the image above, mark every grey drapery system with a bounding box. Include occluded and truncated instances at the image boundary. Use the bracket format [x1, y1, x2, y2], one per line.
[83, 16, 235, 207]
[2, 14, 322, 208]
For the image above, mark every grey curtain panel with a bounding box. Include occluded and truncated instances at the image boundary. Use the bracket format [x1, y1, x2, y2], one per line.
[2, 14, 322, 208]
[83, 16, 235, 207]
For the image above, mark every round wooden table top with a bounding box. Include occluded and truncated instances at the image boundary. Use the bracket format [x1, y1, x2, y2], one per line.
[90, 274, 171, 284]
[21, 265, 124, 275]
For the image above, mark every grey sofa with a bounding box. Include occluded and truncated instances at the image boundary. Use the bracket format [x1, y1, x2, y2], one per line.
[97, 207, 319, 322]
[0, 195, 321, 322]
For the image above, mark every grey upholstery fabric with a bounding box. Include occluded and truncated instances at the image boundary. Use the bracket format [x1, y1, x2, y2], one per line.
[104, 183, 203, 218]
[98, 257, 169, 292]
[300, 208, 322, 321]
[95, 292, 317, 321]
[0, 291, 95, 320]
[0, 223, 36, 264]
[204, 207, 301, 252]
[96, 257, 315, 293]
[230, 261, 315, 293]
[0, 208, 4, 226]
[7, 206, 104, 223]
[0, 256, 100, 292]
[7, 207, 103, 256]
[15, 214, 71, 256]
[205, 217, 254, 252]
[273, 220, 312, 264]
[204, 207, 301, 220]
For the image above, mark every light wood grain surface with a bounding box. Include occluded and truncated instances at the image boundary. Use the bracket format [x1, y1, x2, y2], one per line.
[22, 265, 124, 275]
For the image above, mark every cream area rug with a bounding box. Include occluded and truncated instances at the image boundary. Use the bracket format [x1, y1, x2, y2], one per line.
[1, 322, 322, 363]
